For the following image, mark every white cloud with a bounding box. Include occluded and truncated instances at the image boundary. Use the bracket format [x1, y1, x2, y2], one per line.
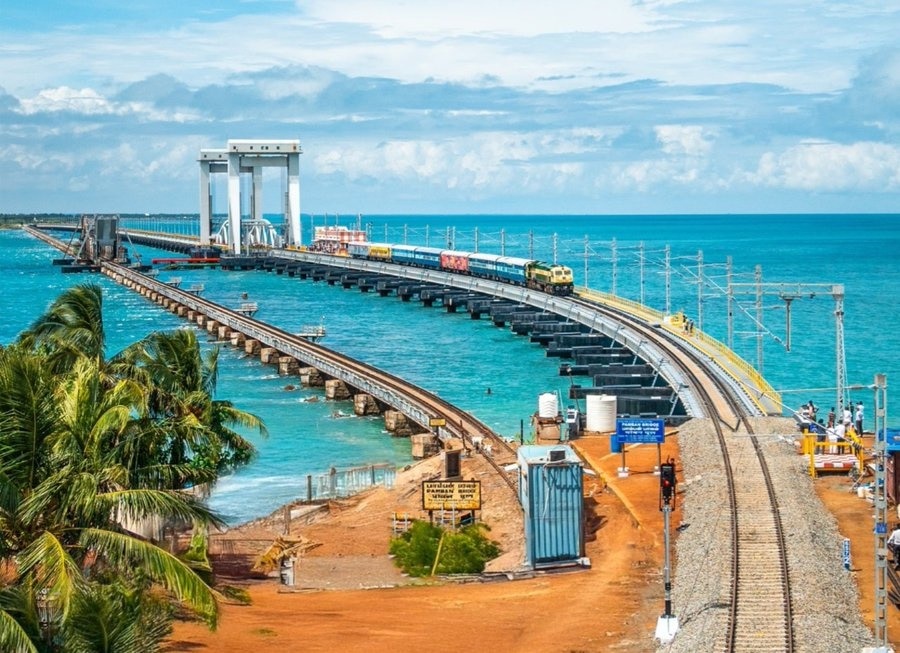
[312, 131, 591, 193]
[18, 87, 116, 115]
[297, 0, 667, 38]
[1, 144, 76, 172]
[2, 1, 899, 212]
[6, 0, 892, 97]
[14, 85, 205, 123]
[614, 159, 683, 192]
[749, 141, 900, 191]
[655, 125, 714, 157]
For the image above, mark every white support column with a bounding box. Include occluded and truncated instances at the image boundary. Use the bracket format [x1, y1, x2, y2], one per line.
[252, 165, 263, 223]
[228, 152, 242, 255]
[198, 160, 212, 246]
[287, 151, 301, 247]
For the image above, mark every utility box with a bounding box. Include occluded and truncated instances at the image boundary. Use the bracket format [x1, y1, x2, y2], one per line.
[517, 445, 586, 568]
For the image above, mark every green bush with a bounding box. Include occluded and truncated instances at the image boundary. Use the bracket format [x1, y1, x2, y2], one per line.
[390, 520, 500, 577]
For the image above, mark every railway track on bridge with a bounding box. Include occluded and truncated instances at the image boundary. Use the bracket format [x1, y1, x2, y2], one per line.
[102, 261, 522, 494]
[28, 225, 796, 645]
[23, 225, 522, 492]
[574, 296, 795, 651]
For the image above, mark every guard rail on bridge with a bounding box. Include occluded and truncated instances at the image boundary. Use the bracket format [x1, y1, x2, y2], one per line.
[103, 260, 496, 445]
[276, 250, 778, 418]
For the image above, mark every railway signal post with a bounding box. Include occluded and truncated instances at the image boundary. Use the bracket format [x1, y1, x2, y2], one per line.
[655, 457, 679, 644]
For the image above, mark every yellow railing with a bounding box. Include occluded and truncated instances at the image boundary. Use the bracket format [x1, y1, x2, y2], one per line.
[575, 287, 782, 414]
[801, 429, 865, 478]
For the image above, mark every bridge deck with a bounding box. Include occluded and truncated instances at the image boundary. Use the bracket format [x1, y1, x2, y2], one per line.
[576, 287, 782, 416]
[32, 225, 783, 420]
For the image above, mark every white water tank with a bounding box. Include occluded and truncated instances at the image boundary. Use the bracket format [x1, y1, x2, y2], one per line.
[538, 392, 559, 419]
[585, 394, 617, 432]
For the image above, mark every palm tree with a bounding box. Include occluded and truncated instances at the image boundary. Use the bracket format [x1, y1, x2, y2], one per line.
[17, 283, 106, 373]
[113, 328, 266, 481]
[1, 283, 265, 650]
[0, 350, 221, 649]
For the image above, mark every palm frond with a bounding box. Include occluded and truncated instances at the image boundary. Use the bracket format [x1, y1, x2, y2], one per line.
[78, 528, 218, 628]
[18, 531, 85, 623]
[64, 581, 173, 653]
[0, 608, 38, 653]
[100, 488, 224, 530]
[18, 283, 106, 362]
[0, 349, 57, 490]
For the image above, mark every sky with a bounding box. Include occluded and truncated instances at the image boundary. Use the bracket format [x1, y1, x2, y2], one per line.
[1, 0, 899, 215]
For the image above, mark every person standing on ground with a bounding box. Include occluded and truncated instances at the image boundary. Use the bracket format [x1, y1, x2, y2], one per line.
[888, 524, 900, 568]
[827, 407, 836, 429]
[843, 404, 853, 428]
[855, 402, 864, 435]
[830, 422, 844, 454]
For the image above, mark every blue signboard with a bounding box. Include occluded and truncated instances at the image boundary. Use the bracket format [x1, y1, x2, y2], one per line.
[615, 418, 665, 444]
[842, 538, 851, 571]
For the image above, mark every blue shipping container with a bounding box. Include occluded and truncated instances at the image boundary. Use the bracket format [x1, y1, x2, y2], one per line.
[517, 445, 585, 568]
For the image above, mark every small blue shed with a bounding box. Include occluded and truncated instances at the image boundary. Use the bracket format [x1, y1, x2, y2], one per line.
[517, 445, 586, 568]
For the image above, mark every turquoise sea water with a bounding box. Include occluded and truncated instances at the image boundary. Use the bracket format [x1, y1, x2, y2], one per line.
[3, 214, 899, 523]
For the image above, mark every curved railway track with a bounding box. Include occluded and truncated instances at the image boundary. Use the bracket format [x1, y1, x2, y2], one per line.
[98, 259, 524, 491]
[30, 226, 795, 648]
[573, 296, 795, 652]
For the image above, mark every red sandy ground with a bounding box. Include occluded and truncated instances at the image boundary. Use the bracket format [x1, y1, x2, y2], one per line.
[165, 434, 900, 652]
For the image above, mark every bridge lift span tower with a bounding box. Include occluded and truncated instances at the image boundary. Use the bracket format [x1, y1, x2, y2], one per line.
[198, 139, 302, 254]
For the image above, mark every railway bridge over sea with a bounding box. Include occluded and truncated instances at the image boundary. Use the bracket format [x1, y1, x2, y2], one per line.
[30, 223, 820, 651]
[28, 223, 783, 430]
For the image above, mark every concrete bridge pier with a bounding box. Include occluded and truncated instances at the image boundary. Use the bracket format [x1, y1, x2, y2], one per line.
[384, 410, 415, 437]
[244, 339, 261, 355]
[353, 393, 382, 416]
[299, 367, 324, 387]
[217, 325, 231, 340]
[410, 433, 440, 458]
[278, 356, 299, 375]
[206, 319, 219, 334]
[325, 379, 351, 400]
[260, 347, 280, 365]
[230, 332, 246, 347]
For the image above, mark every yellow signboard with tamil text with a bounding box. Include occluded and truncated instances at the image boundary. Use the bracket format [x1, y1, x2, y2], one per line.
[422, 480, 482, 511]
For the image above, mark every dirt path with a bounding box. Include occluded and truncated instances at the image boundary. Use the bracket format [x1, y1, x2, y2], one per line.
[166, 432, 900, 652]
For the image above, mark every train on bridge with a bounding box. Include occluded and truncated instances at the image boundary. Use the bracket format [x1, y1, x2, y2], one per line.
[305, 226, 574, 296]
[312, 239, 575, 296]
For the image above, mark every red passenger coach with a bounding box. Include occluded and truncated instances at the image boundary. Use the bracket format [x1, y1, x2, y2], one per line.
[440, 250, 470, 273]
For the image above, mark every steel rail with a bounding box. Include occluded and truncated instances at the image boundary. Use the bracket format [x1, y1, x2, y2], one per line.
[101, 261, 520, 492]
[574, 296, 794, 652]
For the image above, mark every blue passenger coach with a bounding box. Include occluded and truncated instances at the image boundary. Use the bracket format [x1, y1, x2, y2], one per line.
[390, 245, 443, 269]
[468, 253, 529, 285]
